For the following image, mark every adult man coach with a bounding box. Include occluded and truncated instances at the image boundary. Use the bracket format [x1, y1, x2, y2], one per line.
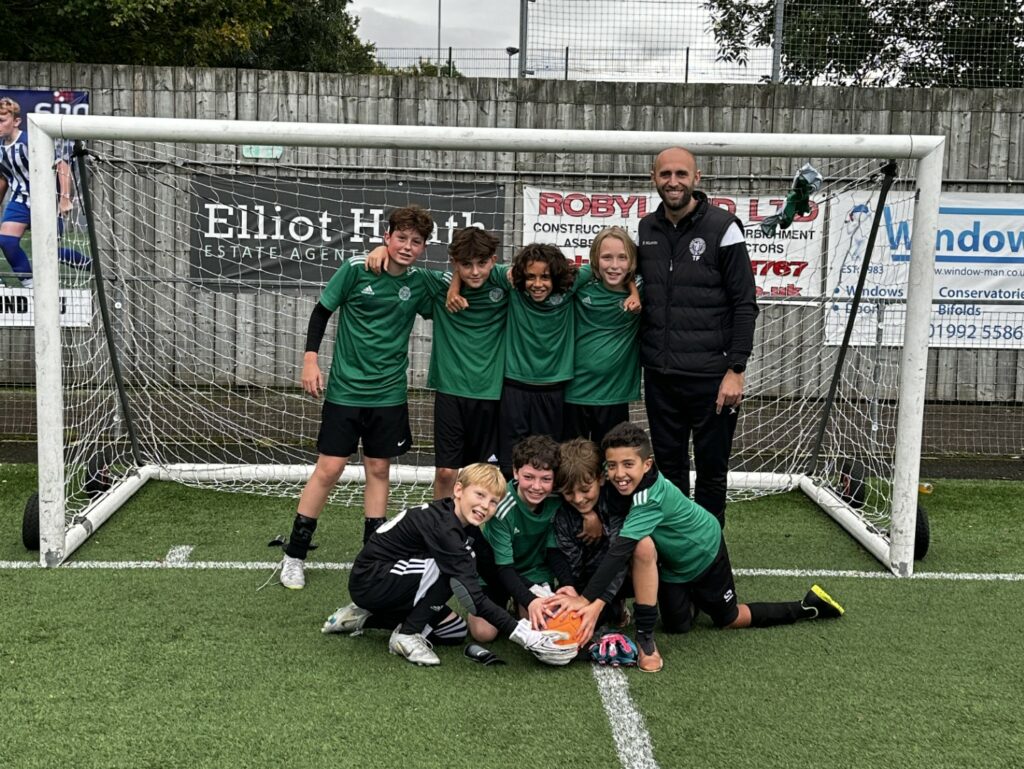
[637, 147, 758, 527]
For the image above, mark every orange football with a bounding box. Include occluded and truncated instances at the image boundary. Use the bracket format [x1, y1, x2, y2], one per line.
[544, 612, 582, 646]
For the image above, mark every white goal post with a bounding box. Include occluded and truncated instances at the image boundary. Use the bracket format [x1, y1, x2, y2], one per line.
[27, 113, 943, 575]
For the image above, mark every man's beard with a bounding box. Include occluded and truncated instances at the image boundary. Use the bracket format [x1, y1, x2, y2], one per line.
[658, 187, 692, 211]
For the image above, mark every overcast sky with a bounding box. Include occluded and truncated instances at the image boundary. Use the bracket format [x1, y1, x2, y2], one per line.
[349, 1, 521, 51]
[347, 1, 772, 82]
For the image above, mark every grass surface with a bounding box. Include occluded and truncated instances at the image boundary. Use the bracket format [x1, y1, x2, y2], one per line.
[2, 464, 1023, 769]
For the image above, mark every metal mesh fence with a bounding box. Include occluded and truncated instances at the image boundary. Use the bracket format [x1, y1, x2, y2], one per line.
[373, 48, 523, 79]
[521, 0, 1024, 87]
[375, 2, 1024, 86]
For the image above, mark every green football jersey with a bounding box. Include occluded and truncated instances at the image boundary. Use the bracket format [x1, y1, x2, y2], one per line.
[319, 256, 439, 407]
[504, 266, 589, 385]
[618, 472, 722, 583]
[565, 272, 642, 405]
[426, 264, 510, 400]
[482, 481, 559, 585]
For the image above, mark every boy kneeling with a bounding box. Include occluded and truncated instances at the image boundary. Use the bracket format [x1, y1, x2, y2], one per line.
[547, 422, 844, 673]
[323, 463, 576, 667]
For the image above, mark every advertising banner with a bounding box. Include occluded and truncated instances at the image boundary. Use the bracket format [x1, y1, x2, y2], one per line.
[522, 186, 825, 299]
[0, 87, 92, 310]
[0, 88, 89, 115]
[0, 287, 92, 327]
[190, 176, 505, 289]
[825, 191, 1024, 348]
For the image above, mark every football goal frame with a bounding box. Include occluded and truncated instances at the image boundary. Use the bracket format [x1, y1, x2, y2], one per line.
[27, 113, 943, 575]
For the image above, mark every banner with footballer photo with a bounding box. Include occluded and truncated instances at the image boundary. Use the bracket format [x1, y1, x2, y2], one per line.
[0, 88, 92, 327]
[0, 88, 90, 116]
[522, 185, 825, 300]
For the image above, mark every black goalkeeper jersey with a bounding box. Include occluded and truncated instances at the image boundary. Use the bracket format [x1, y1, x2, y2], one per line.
[351, 498, 518, 636]
[548, 484, 629, 602]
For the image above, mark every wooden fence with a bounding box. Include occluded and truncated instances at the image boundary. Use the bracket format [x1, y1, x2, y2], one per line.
[2, 62, 1023, 425]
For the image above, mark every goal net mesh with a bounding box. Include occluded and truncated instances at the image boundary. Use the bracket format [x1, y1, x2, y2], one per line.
[59, 137, 918, 541]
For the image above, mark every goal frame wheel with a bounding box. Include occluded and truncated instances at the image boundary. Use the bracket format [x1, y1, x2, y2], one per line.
[22, 492, 40, 551]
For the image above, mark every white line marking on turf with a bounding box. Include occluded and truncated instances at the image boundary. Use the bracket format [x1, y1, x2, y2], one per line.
[164, 546, 194, 565]
[0, 560, 1022, 581]
[0, 560, 353, 570]
[593, 666, 659, 769]
[735, 568, 1024, 582]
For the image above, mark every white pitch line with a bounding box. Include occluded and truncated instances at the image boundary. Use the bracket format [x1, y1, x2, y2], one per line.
[593, 666, 659, 769]
[735, 567, 1024, 582]
[0, 560, 1022, 581]
[0, 559, 353, 570]
[164, 545, 194, 565]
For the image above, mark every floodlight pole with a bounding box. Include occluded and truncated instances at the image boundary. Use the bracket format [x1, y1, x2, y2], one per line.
[518, 0, 531, 78]
[506, 47, 520, 79]
[771, 0, 785, 82]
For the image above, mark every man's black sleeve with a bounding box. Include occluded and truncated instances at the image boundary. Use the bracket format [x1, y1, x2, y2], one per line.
[582, 535, 638, 602]
[304, 301, 333, 353]
[720, 238, 759, 366]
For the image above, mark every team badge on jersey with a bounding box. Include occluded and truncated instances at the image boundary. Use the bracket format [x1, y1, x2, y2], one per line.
[489, 288, 505, 303]
[689, 238, 706, 261]
[548, 294, 564, 307]
[398, 286, 412, 301]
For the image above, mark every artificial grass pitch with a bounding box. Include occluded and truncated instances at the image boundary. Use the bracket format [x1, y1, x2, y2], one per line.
[2, 465, 1023, 768]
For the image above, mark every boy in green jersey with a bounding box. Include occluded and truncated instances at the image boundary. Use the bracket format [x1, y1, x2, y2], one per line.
[426, 228, 510, 498]
[469, 434, 564, 642]
[494, 243, 578, 478]
[365, 227, 511, 499]
[278, 206, 435, 590]
[481, 243, 641, 478]
[546, 422, 845, 672]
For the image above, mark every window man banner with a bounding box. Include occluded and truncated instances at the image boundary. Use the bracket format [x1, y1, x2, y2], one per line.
[190, 177, 505, 290]
[825, 191, 1024, 348]
[522, 186, 824, 299]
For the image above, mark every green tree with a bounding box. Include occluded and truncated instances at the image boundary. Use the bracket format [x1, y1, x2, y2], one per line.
[230, 0, 379, 73]
[703, 0, 1024, 87]
[0, 0, 378, 73]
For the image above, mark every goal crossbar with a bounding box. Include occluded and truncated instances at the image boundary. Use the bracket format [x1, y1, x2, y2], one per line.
[30, 114, 942, 158]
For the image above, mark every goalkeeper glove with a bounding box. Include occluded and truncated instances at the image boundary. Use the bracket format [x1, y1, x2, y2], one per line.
[528, 583, 554, 599]
[588, 632, 638, 667]
[509, 618, 578, 666]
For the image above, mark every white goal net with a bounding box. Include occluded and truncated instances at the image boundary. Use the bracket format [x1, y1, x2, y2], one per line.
[26, 116, 942, 574]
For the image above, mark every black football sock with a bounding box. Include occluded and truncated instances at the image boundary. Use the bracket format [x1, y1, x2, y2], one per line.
[364, 614, 398, 631]
[425, 612, 468, 646]
[746, 601, 804, 628]
[363, 517, 386, 544]
[634, 603, 658, 654]
[284, 513, 317, 559]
